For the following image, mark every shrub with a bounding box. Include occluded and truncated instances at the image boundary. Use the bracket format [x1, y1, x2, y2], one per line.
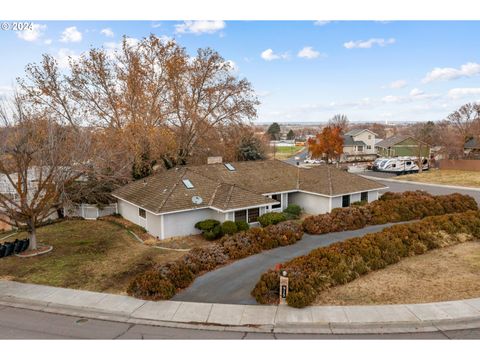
[258, 212, 287, 227]
[252, 210, 480, 308]
[221, 221, 238, 235]
[203, 224, 223, 240]
[195, 219, 222, 240]
[195, 219, 220, 231]
[284, 204, 302, 217]
[302, 192, 477, 235]
[127, 270, 176, 300]
[235, 220, 250, 231]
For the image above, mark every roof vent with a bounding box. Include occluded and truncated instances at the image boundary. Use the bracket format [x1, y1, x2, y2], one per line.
[192, 195, 203, 205]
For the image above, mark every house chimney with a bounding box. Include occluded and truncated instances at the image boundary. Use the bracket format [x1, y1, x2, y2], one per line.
[207, 156, 223, 164]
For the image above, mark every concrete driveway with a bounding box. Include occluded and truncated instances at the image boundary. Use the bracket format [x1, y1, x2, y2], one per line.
[173, 222, 406, 304]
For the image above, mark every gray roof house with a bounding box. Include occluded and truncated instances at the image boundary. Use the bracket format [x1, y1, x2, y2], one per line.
[112, 160, 386, 240]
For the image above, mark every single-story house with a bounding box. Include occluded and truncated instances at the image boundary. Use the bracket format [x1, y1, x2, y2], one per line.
[112, 160, 386, 240]
[342, 129, 378, 162]
[376, 134, 430, 158]
[464, 138, 480, 159]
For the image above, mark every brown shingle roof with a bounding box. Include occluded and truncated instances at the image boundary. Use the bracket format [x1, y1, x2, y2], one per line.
[112, 160, 385, 214]
[375, 134, 412, 148]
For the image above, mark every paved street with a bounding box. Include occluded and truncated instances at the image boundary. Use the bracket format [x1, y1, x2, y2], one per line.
[1, 305, 479, 339]
[173, 222, 407, 304]
[363, 172, 480, 205]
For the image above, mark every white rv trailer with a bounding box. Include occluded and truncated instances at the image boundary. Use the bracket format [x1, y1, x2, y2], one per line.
[374, 157, 429, 174]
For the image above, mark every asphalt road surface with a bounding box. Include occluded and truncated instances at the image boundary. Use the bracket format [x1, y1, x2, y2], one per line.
[364, 172, 480, 205]
[1, 306, 479, 339]
[173, 222, 407, 304]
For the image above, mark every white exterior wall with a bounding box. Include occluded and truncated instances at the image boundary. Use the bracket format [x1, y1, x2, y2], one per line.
[331, 196, 343, 209]
[162, 208, 224, 239]
[350, 193, 361, 203]
[288, 192, 330, 215]
[146, 212, 163, 239]
[368, 190, 379, 202]
[118, 200, 143, 226]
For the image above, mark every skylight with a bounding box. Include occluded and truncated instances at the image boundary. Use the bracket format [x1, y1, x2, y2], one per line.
[182, 179, 194, 189]
[224, 163, 235, 171]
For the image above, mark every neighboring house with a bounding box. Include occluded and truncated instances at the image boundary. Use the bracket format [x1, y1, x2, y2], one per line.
[112, 160, 386, 240]
[376, 134, 430, 157]
[464, 138, 480, 159]
[341, 129, 378, 162]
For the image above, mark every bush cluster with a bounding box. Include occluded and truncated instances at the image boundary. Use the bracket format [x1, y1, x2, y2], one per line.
[258, 212, 287, 226]
[302, 191, 478, 235]
[258, 205, 303, 226]
[251, 210, 480, 308]
[195, 219, 251, 240]
[127, 220, 303, 300]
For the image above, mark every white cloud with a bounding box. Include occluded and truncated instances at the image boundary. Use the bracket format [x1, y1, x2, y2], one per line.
[409, 88, 425, 97]
[384, 79, 407, 89]
[314, 21, 331, 26]
[344, 38, 395, 49]
[260, 48, 288, 61]
[297, 46, 322, 59]
[225, 60, 238, 73]
[103, 37, 139, 59]
[100, 28, 114, 38]
[422, 62, 480, 83]
[448, 88, 480, 99]
[382, 95, 402, 103]
[44, 39, 53, 45]
[60, 26, 82, 43]
[55, 48, 79, 69]
[16, 23, 47, 42]
[151, 23, 162, 28]
[175, 20, 225, 34]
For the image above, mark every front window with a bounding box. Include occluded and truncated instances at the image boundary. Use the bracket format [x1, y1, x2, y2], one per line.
[361, 192, 368, 202]
[139, 208, 146, 219]
[357, 145, 364, 152]
[234, 210, 247, 222]
[235, 208, 260, 223]
[248, 208, 260, 223]
[342, 195, 350, 208]
[367, 145, 371, 150]
[271, 194, 282, 209]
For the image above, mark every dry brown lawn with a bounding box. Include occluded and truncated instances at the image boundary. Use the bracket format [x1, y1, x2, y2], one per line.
[314, 241, 480, 306]
[396, 169, 480, 188]
[0, 220, 202, 294]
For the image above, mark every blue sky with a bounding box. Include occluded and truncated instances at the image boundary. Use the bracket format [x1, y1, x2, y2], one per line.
[1, 20, 480, 124]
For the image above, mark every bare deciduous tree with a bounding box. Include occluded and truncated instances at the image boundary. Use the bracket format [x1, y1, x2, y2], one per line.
[0, 96, 90, 250]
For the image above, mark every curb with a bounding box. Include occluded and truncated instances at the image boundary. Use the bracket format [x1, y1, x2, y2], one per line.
[360, 175, 480, 192]
[2, 281, 480, 334]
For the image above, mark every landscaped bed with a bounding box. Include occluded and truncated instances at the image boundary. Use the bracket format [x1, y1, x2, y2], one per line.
[396, 169, 480, 188]
[0, 219, 190, 294]
[313, 241, 480, 306]
[252, 210, 480, 308]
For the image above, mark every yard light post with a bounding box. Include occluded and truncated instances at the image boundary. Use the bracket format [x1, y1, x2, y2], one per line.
[279, 270, 288, 305]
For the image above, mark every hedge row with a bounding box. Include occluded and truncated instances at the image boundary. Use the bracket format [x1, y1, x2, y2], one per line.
[302, 191, 478, 235]
[127, 220, 303, 300]
[251, 210, 480, 308]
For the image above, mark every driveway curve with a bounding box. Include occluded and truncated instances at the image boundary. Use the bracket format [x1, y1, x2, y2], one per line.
[173, 222, 409, 304]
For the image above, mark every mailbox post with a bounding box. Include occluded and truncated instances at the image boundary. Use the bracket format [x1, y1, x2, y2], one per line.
[279, 270, 288, 305]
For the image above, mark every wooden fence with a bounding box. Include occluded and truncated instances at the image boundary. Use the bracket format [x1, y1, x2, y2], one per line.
[439, 159, 480, 171]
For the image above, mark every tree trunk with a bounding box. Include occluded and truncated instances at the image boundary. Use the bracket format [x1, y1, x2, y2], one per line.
[28, 223, 37, 250]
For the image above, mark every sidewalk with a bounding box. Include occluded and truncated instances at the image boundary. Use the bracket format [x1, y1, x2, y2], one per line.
[2, 281, 480, 334]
